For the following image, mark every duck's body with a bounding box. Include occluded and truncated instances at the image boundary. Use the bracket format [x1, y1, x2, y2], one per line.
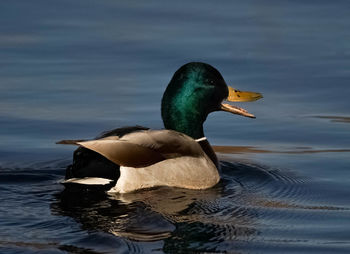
[87, 130, 219, 193]
[60, 62, 262, 193]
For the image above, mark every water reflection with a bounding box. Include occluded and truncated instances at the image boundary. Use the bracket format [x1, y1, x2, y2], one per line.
[52, 160, 315, 253]
[52, 162, 265, 246]
[314, 115, 350, 124]
[4, 153, 344, 253]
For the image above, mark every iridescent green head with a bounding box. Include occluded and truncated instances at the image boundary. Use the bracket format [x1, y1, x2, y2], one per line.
[161, 62, 262, 139]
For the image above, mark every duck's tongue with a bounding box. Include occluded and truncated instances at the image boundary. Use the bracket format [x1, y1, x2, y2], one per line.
[221, 86, 263, 118]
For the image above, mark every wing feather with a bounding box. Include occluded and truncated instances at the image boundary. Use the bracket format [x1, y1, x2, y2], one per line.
[56, 136, 119, 145]
[77, 139, 165, 168]
[76, 130, 204, 168]
[56, 139, 87, 145]
[122, 130, 203, 157]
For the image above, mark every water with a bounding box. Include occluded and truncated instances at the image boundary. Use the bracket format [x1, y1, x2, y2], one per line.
[1, 0, 350, 253]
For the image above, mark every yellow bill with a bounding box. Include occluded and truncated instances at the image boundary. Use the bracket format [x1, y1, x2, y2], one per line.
[227, 86, 263, 102]
[220, 86, 263, 118]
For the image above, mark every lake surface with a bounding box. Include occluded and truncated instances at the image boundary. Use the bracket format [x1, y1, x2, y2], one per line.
[1, 1, 350, 253]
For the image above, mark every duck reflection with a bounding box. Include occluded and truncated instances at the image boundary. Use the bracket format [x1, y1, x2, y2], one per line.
[52, 162, 265, 250]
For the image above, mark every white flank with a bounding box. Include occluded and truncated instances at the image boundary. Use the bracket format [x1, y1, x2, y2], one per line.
[108, 155, 219, 193]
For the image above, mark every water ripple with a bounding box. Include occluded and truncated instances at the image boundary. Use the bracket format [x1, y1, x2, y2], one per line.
[1, 158, 350, 253]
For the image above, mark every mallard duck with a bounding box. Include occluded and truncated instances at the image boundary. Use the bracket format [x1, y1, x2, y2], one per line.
[58, 62, 262, 193]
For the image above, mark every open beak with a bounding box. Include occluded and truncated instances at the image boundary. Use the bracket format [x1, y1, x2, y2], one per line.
[220, 86, 263, 118]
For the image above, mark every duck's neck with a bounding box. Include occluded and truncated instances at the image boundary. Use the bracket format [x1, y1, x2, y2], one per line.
[161, 101, 206, 139]
[164, 116, 205, 139]
[161, 77, 209, 139]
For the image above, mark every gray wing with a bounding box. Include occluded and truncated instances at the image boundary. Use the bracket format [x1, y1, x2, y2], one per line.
[56, 136, 120, 145]
[77, 130, 204, 168]
[56, 139, 88, 145]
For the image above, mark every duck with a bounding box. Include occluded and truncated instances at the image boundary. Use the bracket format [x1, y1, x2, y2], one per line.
[58, 62, 262, 193]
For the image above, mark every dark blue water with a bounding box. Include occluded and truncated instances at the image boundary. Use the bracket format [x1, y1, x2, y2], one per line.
[1, 1, 350, 253]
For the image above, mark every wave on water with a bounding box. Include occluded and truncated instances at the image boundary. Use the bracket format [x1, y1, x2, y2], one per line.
[1, 157, 349, 253]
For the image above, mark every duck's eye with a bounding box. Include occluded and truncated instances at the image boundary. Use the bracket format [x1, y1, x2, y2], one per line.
[206, 79, 214, 85]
